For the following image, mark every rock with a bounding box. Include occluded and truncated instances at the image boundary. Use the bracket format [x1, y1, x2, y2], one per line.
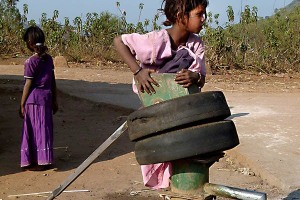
[54, 56, 69, 68]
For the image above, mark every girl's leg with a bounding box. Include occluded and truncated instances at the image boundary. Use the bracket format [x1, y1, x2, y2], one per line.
[20, 104, 35, 167]
[21, 104, 54, 168]
[32, 104, 54, 166]
[141, 162, 172, 189]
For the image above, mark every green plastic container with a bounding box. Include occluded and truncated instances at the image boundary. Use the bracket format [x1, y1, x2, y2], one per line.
[137, 73, 199, 107]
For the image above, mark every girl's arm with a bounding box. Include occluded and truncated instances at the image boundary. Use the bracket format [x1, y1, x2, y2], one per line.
[113, 36, 159, 94]
[19, 79, 32, 118]
[175, 40, 206, 89]
[52, 72, 58, 114]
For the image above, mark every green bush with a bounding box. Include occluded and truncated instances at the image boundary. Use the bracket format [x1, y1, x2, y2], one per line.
[203, 5, 300, 73]
[0, 0, 299, 74]
[0, 0, 23, 55]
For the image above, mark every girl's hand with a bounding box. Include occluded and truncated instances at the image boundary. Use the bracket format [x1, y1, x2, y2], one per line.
[135, 68, 159, 94]
[19, 105, 24, 119]
[175, 69, 198, 88]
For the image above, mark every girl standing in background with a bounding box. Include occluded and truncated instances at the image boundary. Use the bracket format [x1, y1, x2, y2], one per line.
[20, 26, 58, 171]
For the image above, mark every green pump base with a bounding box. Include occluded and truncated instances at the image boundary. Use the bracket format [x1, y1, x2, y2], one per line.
[169, 153, 267, 200]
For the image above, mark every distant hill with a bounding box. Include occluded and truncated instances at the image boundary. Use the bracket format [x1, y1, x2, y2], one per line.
[285, 0, 300, 10]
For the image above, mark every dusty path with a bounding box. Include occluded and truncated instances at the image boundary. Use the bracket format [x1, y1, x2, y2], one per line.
[1, 64, 300, 200]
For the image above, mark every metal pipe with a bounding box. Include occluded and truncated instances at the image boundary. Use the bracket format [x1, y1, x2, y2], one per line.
[204, 183, 267, 200]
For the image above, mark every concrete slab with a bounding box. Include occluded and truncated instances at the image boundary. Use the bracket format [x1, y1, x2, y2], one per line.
[224, 92, 300, 192]
[0, 65, 141, 110]
[1, 65, 300, 197]
[56, 79, 141, 110]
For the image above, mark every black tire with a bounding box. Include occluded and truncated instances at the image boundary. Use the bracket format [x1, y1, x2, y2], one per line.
[128, 91, 231, 141]
[134, 120, 239, 165]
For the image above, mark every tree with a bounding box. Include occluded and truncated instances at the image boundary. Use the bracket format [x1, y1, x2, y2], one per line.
[0, 0, 23, 54]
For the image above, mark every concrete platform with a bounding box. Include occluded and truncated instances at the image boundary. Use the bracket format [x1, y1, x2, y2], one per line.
[1, 65, 300, 199]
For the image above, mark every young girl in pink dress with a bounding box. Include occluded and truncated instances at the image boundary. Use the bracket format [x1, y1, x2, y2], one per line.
[20, 26, 58, 171]
[114, 0, 208, 189]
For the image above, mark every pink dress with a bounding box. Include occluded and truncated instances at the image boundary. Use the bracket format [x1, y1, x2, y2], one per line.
[121, 29, 206, 189]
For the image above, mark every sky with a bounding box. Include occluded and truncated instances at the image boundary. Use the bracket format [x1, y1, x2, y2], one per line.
[16, 0, 293, 27]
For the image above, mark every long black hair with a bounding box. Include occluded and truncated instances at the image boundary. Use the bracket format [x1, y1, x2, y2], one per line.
[162, 0, 209, 26]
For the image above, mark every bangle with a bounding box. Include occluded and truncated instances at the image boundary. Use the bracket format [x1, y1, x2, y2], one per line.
[133, 67, 143, 76]
[197, 73, 202, 84]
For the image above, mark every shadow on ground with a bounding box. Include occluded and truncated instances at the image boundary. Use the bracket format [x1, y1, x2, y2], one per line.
[104, 192, 160, 200]
[0, 75, 255, 177]
[0, 75, 136, 176]
[283, 189, 300, 200]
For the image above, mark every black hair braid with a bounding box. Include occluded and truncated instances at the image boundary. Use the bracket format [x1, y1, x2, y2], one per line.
[35, 45, 48, 58]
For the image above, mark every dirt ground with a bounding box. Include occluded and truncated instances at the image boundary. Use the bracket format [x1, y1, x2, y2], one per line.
[1, 58, 299, 200]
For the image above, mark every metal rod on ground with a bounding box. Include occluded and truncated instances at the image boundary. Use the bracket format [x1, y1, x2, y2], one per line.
[8, 190, 89, 198]
[204, 183, 267, 200]
[47, 121, 128, 200]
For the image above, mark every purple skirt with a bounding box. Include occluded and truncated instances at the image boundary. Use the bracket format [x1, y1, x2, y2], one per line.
[21, 104, 54, 167]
